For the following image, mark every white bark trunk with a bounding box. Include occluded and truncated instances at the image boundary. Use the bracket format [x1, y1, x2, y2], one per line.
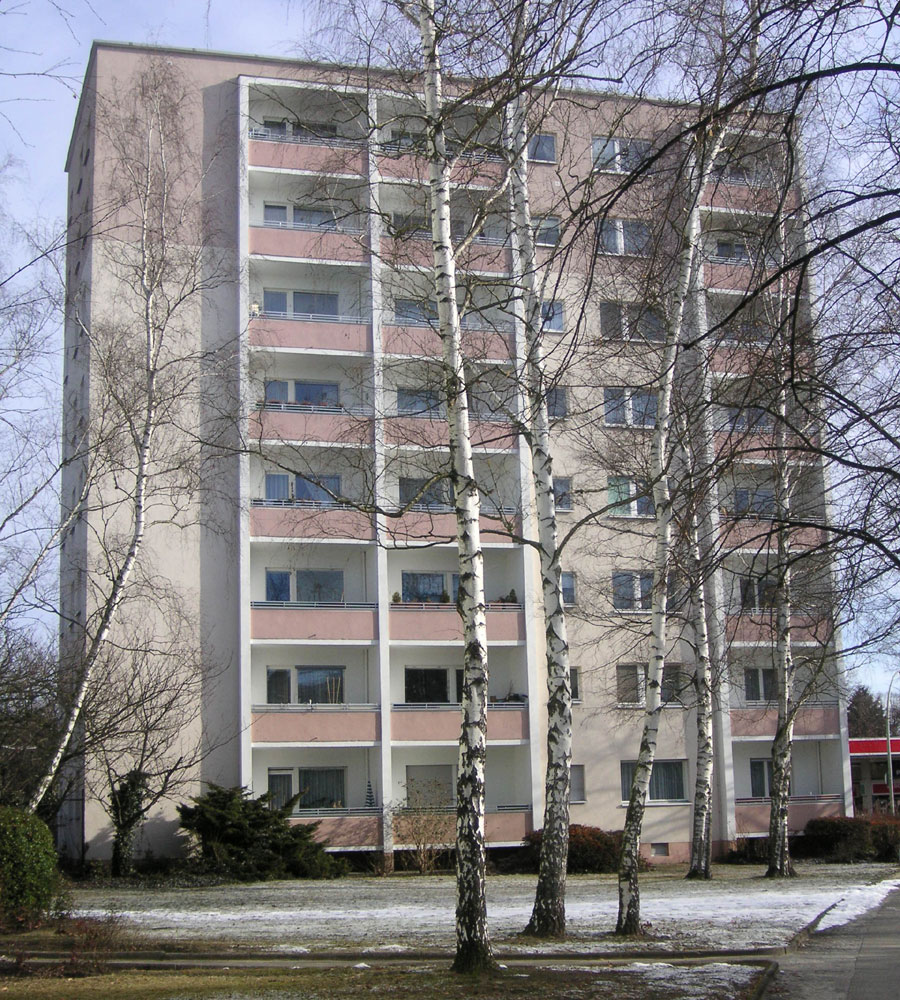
[415, 0, 493, 970]
[504, 98, 573, 939]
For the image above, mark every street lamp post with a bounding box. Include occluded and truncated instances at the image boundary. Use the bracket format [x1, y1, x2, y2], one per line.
[887, 672, 900, 815]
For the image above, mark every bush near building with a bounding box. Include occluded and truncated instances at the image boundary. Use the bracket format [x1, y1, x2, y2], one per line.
[795, 814, 900, 862]
[177, 784, 347, 880]
[0, 806, 59, 928]
[519, 825, 636, 874]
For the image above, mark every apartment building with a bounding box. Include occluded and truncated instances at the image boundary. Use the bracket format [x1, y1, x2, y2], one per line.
[59, 41, 853, 864]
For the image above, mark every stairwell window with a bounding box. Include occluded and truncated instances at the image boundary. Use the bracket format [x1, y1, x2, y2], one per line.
[534, 215, 561, 246]
[744, 666, 776, 702]
[597, 218, 652, 256]
[608, 476, 654, 517]
[612, 571, 653, 611]
[593, 136, 652, 173]
[570, 764, 586, 803]
[528, 133, 556, 162]
[561, 571, 577, 606]
[554, 477, 573, 512]
[541, 299, 564, 332]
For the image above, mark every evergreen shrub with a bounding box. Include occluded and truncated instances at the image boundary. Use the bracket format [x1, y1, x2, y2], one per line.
[0, 806, 59, 928]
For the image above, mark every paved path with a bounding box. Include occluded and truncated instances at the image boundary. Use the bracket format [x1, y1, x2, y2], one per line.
[768, 887, 900, 999]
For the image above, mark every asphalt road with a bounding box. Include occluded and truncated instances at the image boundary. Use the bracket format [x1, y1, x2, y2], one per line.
[768, 887, 900, 1000]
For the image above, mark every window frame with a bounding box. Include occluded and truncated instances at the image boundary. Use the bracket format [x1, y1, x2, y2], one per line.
[608, 476, 654, 518]
[296, 766, 346, 810]
[612, 570, 654, 611]
[267, 769, 294, 810]
[616, 663, 645, 706]
[592, 136, 652, 173]
[569, 763, 586, 803]
[553, 477, 574, 512]
[540, 299, 564, 332]
[620, 759, 687, 802]
[597, 218, 652, 256]
[527, 133, 557, 163]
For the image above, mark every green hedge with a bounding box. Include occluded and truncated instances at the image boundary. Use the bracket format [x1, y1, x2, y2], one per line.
[798, 814, 900, 862]
[0, 807, 58, 929]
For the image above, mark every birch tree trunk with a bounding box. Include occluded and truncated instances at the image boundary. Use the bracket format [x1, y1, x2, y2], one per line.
[504, 97, 573, 939]
[414, 0, 494, 969]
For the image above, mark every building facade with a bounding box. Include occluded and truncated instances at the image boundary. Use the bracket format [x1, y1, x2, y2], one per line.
[60, 41, 853, 864]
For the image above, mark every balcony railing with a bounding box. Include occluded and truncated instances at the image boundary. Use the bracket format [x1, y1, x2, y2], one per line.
[250, 498, 358, 509]
[378, 140, 504, 162]
[251, 600, 377, 610]
[292, 805, 382, 816]
[390, 601, 524, 611]
[249, 126, 365, 148]
[252, 309, 370, 325]
[254, 702, 379, 712]
[260, 401, 374, 417]
[389, 314, 515, 334]
[392, 700, 527, 710]
[254, 219, 366, 236]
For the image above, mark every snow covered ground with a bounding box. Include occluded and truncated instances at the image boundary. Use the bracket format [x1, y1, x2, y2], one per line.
[72, 863, 900, 955]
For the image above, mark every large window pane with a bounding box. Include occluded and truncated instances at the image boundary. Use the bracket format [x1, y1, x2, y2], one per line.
[604, 387, 627, 425]
[632, 391, 658, 426]
[541, 299, 564, 332]
[267, 771, 293, 810]
[263, 203, 288, 225]
[402, 571, 447, 603]
[616, 663, 642, 704]
[592, 137, 617, 170]
[612, 572, 635, 610]
[620, 760, 685, 800]
[295, 381, 340, 407]
[265, 569, 291, 602]
[570, 764, 586, 802]
[622, 220, 651, 255]
[599, 302, 623, 339]
[397, 386, 443, 415]
[263, 289, 288, 315]
[267, 668, 292, 704]
[297, 768, 345, 808]
[395, 298, 438, 324]
[296, 570, 344, 603]
[265, 380, 289, 403]
[399, 477, 448, 508]
[404, 667, 449, 702]
[295, 474, 341, 504]
[561, 571, 576, 605]
[265, 473, 290, 501]
[528, 133, 556, 162]
[554, 477, 573, 512]
[608, 476, 631, 515]
[294, 291, 339, 316]
[296, 666, 344, 703]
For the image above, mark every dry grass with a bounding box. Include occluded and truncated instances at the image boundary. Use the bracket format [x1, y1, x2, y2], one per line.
[0, 963, 765, 1000]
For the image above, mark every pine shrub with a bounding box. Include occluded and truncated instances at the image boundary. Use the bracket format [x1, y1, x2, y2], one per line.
[0, 806, 59, 929]
[177, 784, 347, 880]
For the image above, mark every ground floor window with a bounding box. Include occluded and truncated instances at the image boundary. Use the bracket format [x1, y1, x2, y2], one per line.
[297, 767, 345, 809]
[267, 770, 293, 810]
[620, 759, 686, 801]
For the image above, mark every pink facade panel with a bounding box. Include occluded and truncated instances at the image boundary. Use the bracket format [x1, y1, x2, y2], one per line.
[389, 608, 525, 642]
[727, 614, 830, 645]
[292, 814, 381, 847]
[249, 138, 365, 175]
[249, 317, 371, 353]
[251, 409, 373, 445]
[735, 796, 843, 836]
[385, 417, 515, 450]
[730, 705, 840, 738]
[390, 706, 528, 742]
[250, 505, 376, 540]
[377, 153, 504, 186]
[380, 237, 510, 273]
[485, 810, 532, 843]
[383, 324, 513, 361]
[252, 710, 379, 743]
[251, 606, 378, 641]
[384, 510, 520, 543]
[250, 226, 368, 262]
[720, 519, 825, 550]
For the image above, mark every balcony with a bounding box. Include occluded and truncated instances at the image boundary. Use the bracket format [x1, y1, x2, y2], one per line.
[735, 794, 844, 836]
[389, 603, 525, 642]
[719, 516, 826, 550]
[382, 319, 514, 361]
[291, 810, 382, 848]
[251, 602, 378, 641]
[250, 222, 368, 263]
[727, 613, 832, 645]
[250, 502, 376, 541]
[249, 129, 366, 175]
[376, 144, 505, 186]
[249, 313, 371, 353]
[390, 702, 528, 742]
[380, 234, 510, 273]
[250, 403, 374, 446]
[486, 806, 532, 844]
[252, 705, 380, 744]
[730, 704, 841, 738]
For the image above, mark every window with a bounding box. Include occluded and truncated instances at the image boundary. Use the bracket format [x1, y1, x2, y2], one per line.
[547, 385, 567, 418]
[732, 486, 776, 517]
[714, 239, 751, 264]
[720, 406, 774, 432]
[262, 119, 287, 137]
[660, 665, 691, 705]
[750, 758, 775, 798]
[612, 571, 653, 611]
[296, 382, 340, 408]
[296, 569, 344, 603]
[263, 289, 289, 315]
[395, 298, 438, 324]
[534, 215, 560, 246]
[265, 380, 289, 403]
[402, 571, 448, 603]
[616, 663, 644, 705]
[295, 474, 341, 504]
[597, 219, 652, 256]
[739, 574, 778, 610]
[267, 668, 292, 704]
[294, 291, 339, 317]
[599, 303, 664, 342]
[293, 120, 338, 140]
[570, 764, 586, 802]
[265, 569, 291, 602]
[397, 386, 444, 416]
[570, 667, 580, 701]
[593, 136, 651, 173]
[541, 299, 564, 332]
[294, 206, 338, 229]
[297, 666, 344, 704]
[264, 203, 288, 225]
[553, 477, 573, 512]
[399, 477, 449, 509]
[406, 764, 454, 806]
[561, 571, 576, 606]
[267, 770, 293, 810]
[297, 767, 345, 809]
[405, 667, 449, 703]
[528, 133, 556, 162]
[392, 212, 430, 237]
[608, 477, 654, 517]
[744, 667, 776, 702]
[620, 760, 686, 801]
